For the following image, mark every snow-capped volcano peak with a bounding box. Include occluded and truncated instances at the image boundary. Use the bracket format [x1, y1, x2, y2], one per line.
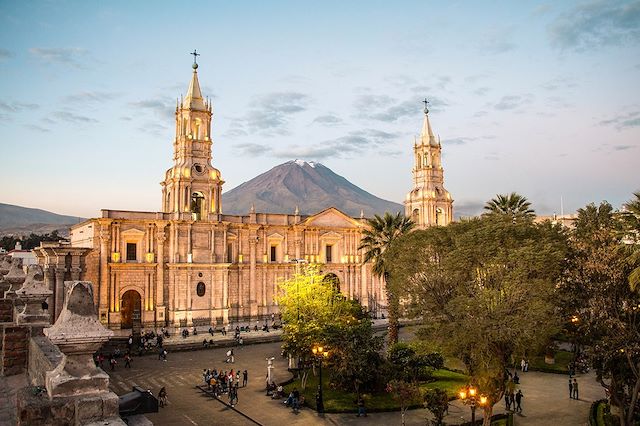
[292, 159, 319, 168]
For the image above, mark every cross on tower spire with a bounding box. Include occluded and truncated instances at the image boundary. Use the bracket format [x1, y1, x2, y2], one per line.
[190, 49, 200, 69]
[423, 98, 430, 114]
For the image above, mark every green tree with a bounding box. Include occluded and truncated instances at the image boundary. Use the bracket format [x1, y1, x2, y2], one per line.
[620, 191, 640, 291]
[385, 216, 566, 426]
[557, 201, 640, 426]
[388, 342, 444, 382]
[277, 264, 382, 392]
[483, 192, 535, 219]
[423, 388, 449, 426]
[359, 212, 415, 345]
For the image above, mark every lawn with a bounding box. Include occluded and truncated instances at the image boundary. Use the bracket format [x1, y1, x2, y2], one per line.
[527, 350, 573, 374]
[284, 368, 469, 413]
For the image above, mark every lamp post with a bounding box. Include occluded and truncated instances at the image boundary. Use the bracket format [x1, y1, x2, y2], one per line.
[459, 386, 487, 425]
[311, 344, 329, 415]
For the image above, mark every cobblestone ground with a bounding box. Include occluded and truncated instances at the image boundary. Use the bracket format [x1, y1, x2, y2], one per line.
[107, 337, 606, 426]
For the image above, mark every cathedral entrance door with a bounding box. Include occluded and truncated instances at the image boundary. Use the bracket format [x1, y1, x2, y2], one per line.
[121, 290, 142, 330]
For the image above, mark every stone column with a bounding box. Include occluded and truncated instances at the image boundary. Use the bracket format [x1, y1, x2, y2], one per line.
[249, 237, 257, 318]
[54, 268, 66, 320]
[98, 226, 111, 321]
[15, 265, 52, 329]
[155, 227, 166, 326]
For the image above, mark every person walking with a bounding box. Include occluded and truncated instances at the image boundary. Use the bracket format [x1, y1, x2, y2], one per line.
[124, 353, 132, 369]
[515, 390, 523, 413]
[569, 378, 574, 399]
[573, 379, 579, 400]
[505, 392, 512, 411]
[158, 387, 167, 407]
[356, 396, 367, 417]
[242, 370, 248, 387]
[110, 356, 117, 371]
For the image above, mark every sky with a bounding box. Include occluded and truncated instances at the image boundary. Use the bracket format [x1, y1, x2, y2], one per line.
[0, 0, 639, 219]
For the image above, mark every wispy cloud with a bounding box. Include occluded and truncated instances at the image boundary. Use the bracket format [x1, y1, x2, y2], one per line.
[0, 101, 39, 113]
[312, 114, 344, 126]
[51, 111, 98, 123]
[29, 47, 89, 67]
[355, 93, 447, 123]
[478, 26, 517, 54]
[229, 92, 311, 137]
[64, 91, 120, 103]
[235, 128, 400, 160]
[492, 94, 534, 111]
[129, 98, 174, 120]
[0, 48, 13, 61]
[548, 0, 640, 50]
[23, 124, 50, 133]
[600, 110, 640, 129]
[612, 144, 636, 150]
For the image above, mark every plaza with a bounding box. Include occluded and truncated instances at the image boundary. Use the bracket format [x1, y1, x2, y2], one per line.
[106, 331, 606, 426]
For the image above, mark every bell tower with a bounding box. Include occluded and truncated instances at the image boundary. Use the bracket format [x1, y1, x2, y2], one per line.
[161, 51, 224, 219]
[404, 100, 453, 228]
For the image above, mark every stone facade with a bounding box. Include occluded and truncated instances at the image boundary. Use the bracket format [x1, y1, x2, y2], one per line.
[38, 63, 453, 331]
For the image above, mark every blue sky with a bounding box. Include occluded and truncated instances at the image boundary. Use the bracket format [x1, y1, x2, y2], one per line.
[0, 0, 638, 218]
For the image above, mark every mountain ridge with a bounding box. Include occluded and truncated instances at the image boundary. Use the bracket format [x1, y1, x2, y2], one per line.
[221, 160, 404, 217]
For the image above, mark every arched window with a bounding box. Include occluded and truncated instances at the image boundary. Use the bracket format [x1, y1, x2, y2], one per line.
[196, 282, 206, 297]
[435, 208, 444, 226]
[412, 209, 420, 223]
[416, 153, 422, 169]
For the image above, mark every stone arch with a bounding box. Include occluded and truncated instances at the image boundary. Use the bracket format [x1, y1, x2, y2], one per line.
[322, 273, 341, 294]
[120, 289, 142, 330]
[191, 191, 205, 220]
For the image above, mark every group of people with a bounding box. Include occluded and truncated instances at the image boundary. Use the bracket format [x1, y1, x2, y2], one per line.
[202, 368, 248, 407]
[504, 372, 524, 413]
[568, 378, 579, 399]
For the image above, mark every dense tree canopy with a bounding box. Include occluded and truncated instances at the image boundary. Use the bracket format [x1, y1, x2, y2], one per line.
[385, 215, 567, 425]
[0, 230, 65, 251]
[557, 201, 640, 426]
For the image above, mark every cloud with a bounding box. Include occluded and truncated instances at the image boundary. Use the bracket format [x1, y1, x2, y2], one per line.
[239, 128, 401, 160]
[600, 110, 640, 129]
[29, 47, 89, 67]
[355, 93, 447, 123]
[51, 111, 98, 123]
[0, 48, 13, 61]
[0, 101, 39, 113]
[230, 92, 311, 136]
[548, 0, 640, 50]
[541, 76, 578, 91]
[23, 124, 50, 133]
[129, 98, 174, 120]
[64, 91, 120, 103]
[312, 114, 344, 126]
[473, 87, 491, 96]
[493, 94, 533, 110]
[443, 137, 473, 145]
[613, 144, 636, 150]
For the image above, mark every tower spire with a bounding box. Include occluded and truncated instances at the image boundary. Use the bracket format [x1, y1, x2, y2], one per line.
[183, 50, 205, 111]
[420, 99, 437, 146]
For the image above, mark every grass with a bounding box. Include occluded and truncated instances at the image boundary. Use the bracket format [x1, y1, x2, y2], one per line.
[284, 368, 469, 413]
[527, 350, 573, 374]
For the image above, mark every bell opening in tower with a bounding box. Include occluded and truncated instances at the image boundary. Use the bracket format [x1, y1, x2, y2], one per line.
[191, 192, 205, 220]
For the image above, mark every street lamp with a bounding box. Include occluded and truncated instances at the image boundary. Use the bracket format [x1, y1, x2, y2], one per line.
[459, 385, 486, 425]
[311, 344, 329, 415]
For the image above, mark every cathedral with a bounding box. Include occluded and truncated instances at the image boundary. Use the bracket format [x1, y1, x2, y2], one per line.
[36, 59, 453, 330]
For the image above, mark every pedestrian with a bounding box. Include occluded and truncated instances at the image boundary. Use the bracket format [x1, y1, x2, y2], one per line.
[292, 388, 300, 411]
[158, 387, 167, 407]
[356, 395, 367, 417]
[124, 353, 132, 369]
[110, 356, 117, 371]
[569, 378, 573, 399]
[520, 358, 526, 371]
[524, 360, 529, 372]
[573, 379, 579, 400]
[242, 370, 248, 387]
[505, 393, 512, 411]
[128, 335, 133, 351]
[162, 349, 168, 361]
[515, 390, 523, 413]
[230, 348, 235, 363]
[158, 347, 164, 361]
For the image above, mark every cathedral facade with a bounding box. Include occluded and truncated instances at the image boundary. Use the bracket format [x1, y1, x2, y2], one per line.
[39, 62, 452, 330]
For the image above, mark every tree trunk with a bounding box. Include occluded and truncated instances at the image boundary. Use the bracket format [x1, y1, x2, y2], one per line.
[482, 405, 493, 426]
[625, 369, 640, 426]
[401, 406, 407, 426]
[387, 288, 399, 345]
[301, 370, 309, 390]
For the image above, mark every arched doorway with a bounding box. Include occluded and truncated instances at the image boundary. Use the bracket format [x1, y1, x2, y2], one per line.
[323, 273, 341, 294]
[121, 290, 142, 330]
[191, 192, 205, 220]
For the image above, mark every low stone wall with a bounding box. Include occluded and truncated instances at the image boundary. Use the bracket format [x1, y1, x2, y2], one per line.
[17, 387, 120, 426]
[0, 297, 32, 376]
[29, 336, 63, 387]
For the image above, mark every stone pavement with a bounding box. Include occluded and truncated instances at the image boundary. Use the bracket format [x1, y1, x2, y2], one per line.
[107, 335, 606, 426]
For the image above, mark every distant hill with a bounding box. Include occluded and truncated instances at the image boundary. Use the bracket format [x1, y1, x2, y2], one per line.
[221, 160, 404, 217]
[0, 203, 84, 236]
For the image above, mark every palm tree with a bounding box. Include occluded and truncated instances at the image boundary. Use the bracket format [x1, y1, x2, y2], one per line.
[359, 212, 415, 345]
[483, 192, 535, 218]
[621, 191, 640, 291]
